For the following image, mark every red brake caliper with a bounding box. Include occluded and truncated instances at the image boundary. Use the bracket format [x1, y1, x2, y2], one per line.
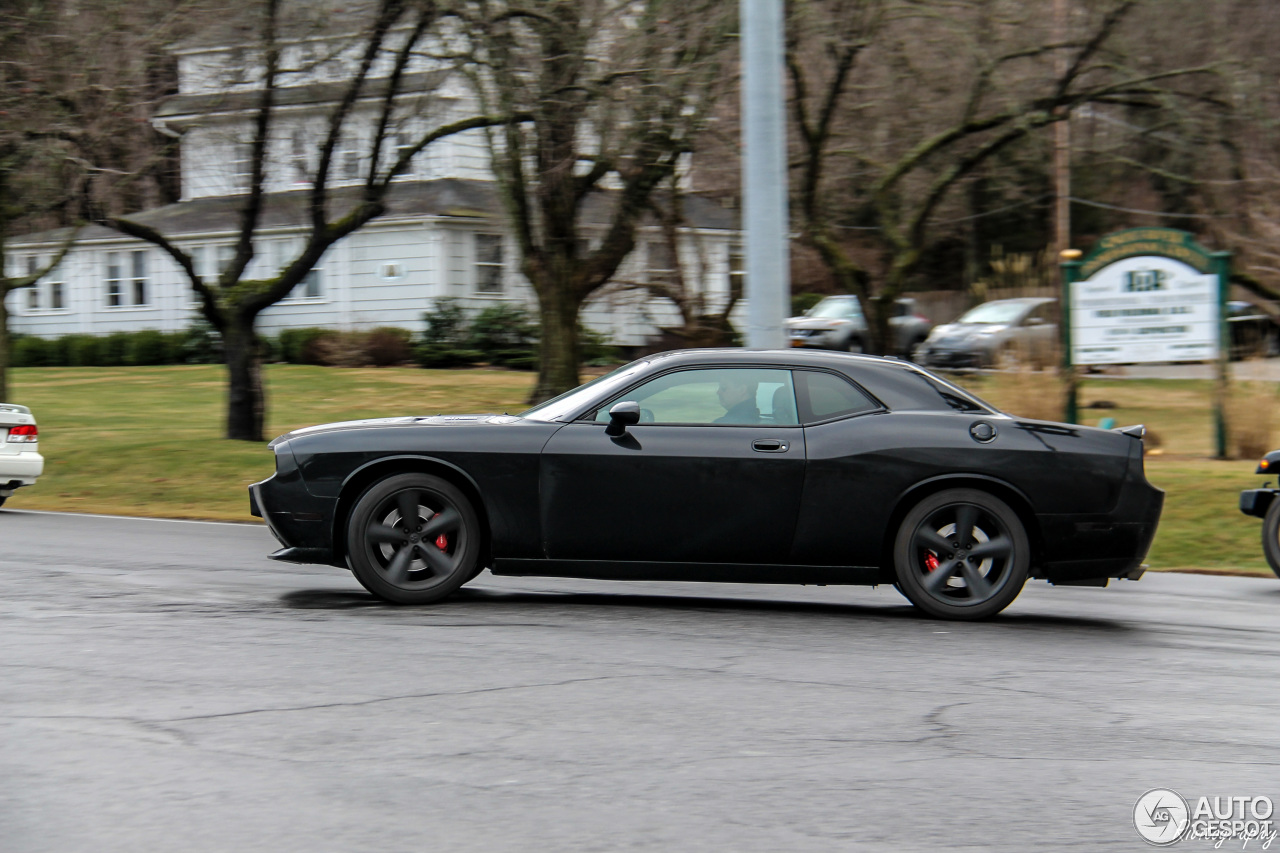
[924, 553, 940, 572]
[430, 512, 448, 551]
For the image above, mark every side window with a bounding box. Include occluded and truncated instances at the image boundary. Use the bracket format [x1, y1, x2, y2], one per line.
[796, 371, 879, 423]
[593, 368, 798, 426]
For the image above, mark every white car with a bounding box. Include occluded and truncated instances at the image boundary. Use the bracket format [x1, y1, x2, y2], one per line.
[0, 403, 43, 508]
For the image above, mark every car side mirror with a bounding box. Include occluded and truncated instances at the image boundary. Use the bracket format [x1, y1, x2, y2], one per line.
[605, 401, 642, 437]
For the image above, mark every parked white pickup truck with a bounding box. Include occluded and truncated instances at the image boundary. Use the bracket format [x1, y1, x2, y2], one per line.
[0, 404, 42, 508]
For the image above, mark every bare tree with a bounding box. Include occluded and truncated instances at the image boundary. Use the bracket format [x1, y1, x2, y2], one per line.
[619, 177, 742, 348]
[457, 0, 735, 402]
[94, 0, 513, 441]
[786, 0, 1221, 353]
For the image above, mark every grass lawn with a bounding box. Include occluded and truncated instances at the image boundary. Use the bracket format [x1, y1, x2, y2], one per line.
[6, 364, 1275, 576]
[8, 364, 535, 521]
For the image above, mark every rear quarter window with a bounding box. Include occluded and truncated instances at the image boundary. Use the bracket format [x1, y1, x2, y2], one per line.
[796, 371, 880, 422]
[843, 362, 993, 413]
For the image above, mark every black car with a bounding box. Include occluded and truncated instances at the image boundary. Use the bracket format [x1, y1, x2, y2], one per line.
[251, 349, 1163, 620]
[1227, 301, 1280, 360]
[1238, 449, 1280, 578]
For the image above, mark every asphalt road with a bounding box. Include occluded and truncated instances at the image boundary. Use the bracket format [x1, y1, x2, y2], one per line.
[2, 509, 1278, 853]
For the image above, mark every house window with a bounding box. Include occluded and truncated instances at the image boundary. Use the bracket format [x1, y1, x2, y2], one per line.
[291, 127, 310, 184]
[25, 257, 38, 311]
[340, 138, 362, 182]
[728, 249, 745, 299]
[106, 252, 123, 307]
[392, 132, 414, 177]
[50, 279, 64, 310]
[648, 240, 677, 287]
[379, 262, 405, 281]
[294, 268, 322, 300]
[475, 234, 503, 294]
[232, 141, 253, 193]
[131, 251, 148, 305]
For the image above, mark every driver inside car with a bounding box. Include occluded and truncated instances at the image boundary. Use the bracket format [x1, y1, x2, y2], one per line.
[715, 376, 761, 424]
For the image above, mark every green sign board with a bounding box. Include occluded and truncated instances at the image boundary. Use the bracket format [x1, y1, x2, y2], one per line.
[1061, 228, 1232, 457]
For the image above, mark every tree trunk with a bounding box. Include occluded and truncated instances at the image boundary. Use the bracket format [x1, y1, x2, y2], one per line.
[223, 318, 265, 441]
[0, 291, 10, 403]
[528, 279, 582, 405]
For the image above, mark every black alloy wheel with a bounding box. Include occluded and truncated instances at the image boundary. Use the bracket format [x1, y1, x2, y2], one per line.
[346, 473, 481, 604]
[1262, 500, 1280, 580]
[893, 488, 1029, 620]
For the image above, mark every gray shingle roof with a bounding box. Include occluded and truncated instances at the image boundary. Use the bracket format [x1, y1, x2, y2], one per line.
[11, 180, 737, 246]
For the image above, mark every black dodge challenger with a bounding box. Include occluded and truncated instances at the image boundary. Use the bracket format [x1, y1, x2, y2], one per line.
[250, 349, 1163, 620]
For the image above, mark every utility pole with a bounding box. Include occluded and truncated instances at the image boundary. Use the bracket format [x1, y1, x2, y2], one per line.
[741, 0, 789, 349]
[1054, 0, 1071, 253]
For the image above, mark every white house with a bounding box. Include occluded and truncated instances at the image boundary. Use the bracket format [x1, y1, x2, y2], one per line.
[6, 17, 743, 351]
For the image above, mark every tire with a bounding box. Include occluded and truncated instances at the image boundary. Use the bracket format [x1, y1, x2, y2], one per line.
[846, 336, 864, 354]
[1262, 500, 1280, 579]
[346, 473, 481, 604]
[893, 488, 1029, 620]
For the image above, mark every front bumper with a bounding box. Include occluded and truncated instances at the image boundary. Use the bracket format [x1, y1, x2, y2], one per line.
[249, 443, 342, 567]
[920, 345, 990, 369]
[1240, 488, 1278, 518]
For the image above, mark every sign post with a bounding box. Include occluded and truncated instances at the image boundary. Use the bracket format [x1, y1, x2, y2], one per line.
[1061, 228, 1231, 457]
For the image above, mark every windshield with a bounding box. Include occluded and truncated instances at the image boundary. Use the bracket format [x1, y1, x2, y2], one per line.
[520, 360, 650, 422]
[956, 301, 1031, 325]
[807, 297, 863, 320]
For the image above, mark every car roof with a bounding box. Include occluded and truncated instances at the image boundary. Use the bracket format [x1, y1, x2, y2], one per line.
[644, 348, 911, 370]
[973, 296, 1056, 307]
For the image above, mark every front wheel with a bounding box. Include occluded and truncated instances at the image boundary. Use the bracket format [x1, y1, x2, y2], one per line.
[1262, 500, 1280, 579]
[893, 489, 1029, 620]
[346, 473, 481, 604]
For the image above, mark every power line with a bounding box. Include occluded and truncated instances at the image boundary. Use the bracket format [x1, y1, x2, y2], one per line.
[1068, 197, 1219, 220]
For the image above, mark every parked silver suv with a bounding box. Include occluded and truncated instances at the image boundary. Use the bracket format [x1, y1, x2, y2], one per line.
[0, 403, 43, 508]
[787, 295, 933, 358]
[918, 297, 1058, 369]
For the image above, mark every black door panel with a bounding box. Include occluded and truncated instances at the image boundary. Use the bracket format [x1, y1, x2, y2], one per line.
[541, 423, 805, 563]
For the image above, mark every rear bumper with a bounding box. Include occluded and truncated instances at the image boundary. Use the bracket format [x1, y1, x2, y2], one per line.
[1037, 466, 1164, 583]
[0, 450, 44, 491]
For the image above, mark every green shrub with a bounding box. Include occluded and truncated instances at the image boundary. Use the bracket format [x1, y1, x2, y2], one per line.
[579, 323, 619, 366]
[414, 343, 484, 369]
[278, 327, 335, 364]
[67, 334, 104, 366]
[11, 336, 52, 367]
[181, 320, 223, 364]
[127, 329, 169, 366]
[468, 304, 537, 368]
[421, 300, 469, 346]
[100, 333, 131, 367]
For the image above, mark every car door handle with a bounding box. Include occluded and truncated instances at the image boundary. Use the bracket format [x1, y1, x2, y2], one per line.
[752, 439, 789, 453]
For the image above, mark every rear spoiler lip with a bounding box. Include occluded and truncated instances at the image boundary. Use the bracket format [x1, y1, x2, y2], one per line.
[1114, 424, 1145, 439]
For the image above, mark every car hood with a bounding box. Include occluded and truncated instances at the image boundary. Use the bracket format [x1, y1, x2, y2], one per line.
[269, 413, 521, 448]
[929, 323, 999, 341]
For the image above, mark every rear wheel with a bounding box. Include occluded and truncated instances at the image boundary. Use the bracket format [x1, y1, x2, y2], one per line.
[346, 473, 481, 604]
[893, 489, 1029, 620]
[1262, 500, 1280, 579]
